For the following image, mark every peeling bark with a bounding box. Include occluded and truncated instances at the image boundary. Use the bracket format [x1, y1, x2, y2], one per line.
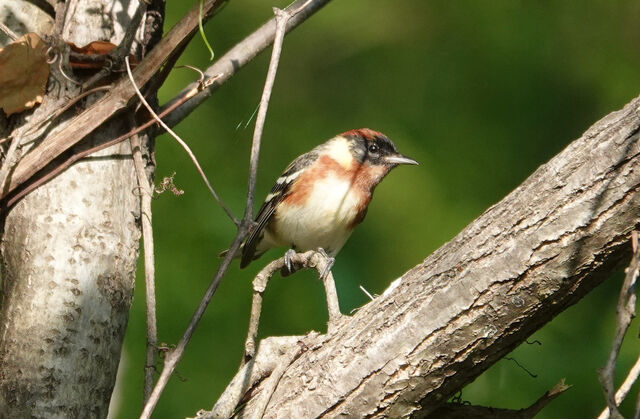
[0, 1, 158, 417]
[236, 96, 640, 417]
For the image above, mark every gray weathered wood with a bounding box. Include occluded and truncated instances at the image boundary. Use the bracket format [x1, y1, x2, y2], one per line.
[0, 1, 150, 416]
[237, 95, 640, 417]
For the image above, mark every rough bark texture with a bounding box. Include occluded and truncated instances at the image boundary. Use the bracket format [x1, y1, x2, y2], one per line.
[0, 1, 154, 417]
[237, 96, 640, 417]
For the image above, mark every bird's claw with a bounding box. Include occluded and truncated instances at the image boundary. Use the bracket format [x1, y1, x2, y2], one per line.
[315, 248, 335, 279]
[284, 248, 297, 274]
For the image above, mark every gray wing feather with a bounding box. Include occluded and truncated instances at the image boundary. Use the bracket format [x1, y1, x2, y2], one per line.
[240, 150, 319, 268]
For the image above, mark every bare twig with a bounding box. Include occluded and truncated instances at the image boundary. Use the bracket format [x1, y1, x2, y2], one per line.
[598, 231, 640, 419]
[22, 85, 113, 139]
[140, 39, 191, 101]
[140, 6, 303, 417]
[359, 284, 375, 300]
[511, 378, 570, 416]
[432, 379, 570, 418]
[598, 354, 640, 419]
[128, 116, 158, 404]
[243, 250, 344, 365]
[161, 0, 333, 128]
[140, 229, 246, 419]
[1, 0, 330, 205]
[0, 22, 18, 41]
[244, 7, 289, 223]
[4, 73, 214, 209]
[125, 56, 238, 225]
[0, 0, 226, 201]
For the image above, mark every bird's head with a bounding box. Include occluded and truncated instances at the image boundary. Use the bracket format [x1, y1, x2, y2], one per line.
[311, 128, 419, 192]
[342, 128, 418, 168]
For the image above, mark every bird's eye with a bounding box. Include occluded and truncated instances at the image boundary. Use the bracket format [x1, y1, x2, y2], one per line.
[368, 143, 379, 154]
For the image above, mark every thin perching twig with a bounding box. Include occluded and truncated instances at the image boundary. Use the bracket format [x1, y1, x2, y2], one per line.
[598, 231, 640, 419]
[125, 56, 239, 226]
[140, 6, 298, 418]
[243, 250, 344, 365]
[128, 116, 158, 405]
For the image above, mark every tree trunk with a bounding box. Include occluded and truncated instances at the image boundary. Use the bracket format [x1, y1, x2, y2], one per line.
[236, 95, 640, 417]
[0, 1, 157, 416]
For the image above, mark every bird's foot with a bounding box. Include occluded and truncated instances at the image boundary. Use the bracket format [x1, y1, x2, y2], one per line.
[282, 248, 297, 276]
[315, 248, 335, 280]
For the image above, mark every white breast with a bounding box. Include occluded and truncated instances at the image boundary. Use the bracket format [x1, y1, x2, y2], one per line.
[270, 173, 364, 255]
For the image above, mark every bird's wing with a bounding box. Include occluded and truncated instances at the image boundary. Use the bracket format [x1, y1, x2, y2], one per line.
[240, 150, 319, 268]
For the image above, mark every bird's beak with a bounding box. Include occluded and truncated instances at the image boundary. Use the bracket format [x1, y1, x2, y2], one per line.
[385, 153, 419, 166]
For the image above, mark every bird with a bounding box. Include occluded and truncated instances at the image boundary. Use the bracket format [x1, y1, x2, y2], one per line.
[238, 128, 418, 269]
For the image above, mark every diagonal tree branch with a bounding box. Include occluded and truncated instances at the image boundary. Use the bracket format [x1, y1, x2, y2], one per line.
[233, 94, 640, 417]
[0, 0, 227, 200]
[161, 0, 332, 128]
[2, 0, 332, 208]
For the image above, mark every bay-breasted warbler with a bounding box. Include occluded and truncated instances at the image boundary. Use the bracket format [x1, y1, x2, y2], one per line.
[239, 128, 418, 268]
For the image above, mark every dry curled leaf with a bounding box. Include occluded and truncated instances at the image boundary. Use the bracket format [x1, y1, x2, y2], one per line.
[67, 40, 138, 69]
[68, 40, 116, 56]
[68, 40, 115, 69]
[0, 32, 49, 116]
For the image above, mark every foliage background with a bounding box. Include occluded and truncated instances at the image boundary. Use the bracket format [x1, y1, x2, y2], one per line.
[110, 1, 640, 417]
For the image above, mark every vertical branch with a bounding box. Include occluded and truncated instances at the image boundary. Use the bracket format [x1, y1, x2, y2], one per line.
[243, 7, 291, 222]
[129, 121, 158, 404]
[140, 6, 297, 418]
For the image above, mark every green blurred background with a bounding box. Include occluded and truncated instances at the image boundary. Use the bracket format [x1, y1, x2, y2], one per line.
[110, 1, 640, 417]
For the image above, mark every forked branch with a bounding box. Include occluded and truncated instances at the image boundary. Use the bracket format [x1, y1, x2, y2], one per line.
[597, 231, 640, 419]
